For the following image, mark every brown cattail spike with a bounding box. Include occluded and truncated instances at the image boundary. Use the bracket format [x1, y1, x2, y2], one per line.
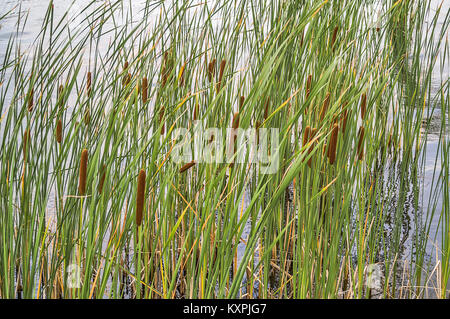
[86, 72, 92, 96]
[331, 26, 339, 49]
[216, 59, 226, 93]
[207, 59, 216, 82]
[136, 169, 146, 227]
[360, 93, 367, 120]
[142, 77, 148, 104]
[306, 74, 312, 100]
[232, 112, 240, 130]
[327, 124, 339, 165]
[180, 160, 196, 173]
[98, 164, 106, 194]
[303, 125, 311, 149]
[56, 119, 62, 144]
[319, 93, 331, 122]
[239, 96, 245, 112]
[357, 126, 365, 160]
[79, 149, 88, 195]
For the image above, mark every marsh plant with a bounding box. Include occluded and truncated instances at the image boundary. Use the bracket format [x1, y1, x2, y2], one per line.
[0, 0, 449, 299]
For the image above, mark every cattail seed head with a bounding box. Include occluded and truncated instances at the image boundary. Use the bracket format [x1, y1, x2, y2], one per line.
[327, 123, 339, 165]
[360, 93, 367, 120]
[98, 164, 106, 194]
[357, 126, 365, 160]
[302, 125, 311, 148]
[86, 72, 92, 96]
[180, 160, 196, 173]
[56, 119, 62, 144]
[142, 77, 148, 104]
[306, 74, 312, 100]
[232, 112, 240, 130]
[216, 59, 226, 93]
[319, 92, 331, 122]
[331, 26, 339, 49]
[239, 96, 245, 112]
[123, 73, 131, 87]
[79, 149, 88, 195]
[207, 59, 216, 82]
[136, 169, 146, 227]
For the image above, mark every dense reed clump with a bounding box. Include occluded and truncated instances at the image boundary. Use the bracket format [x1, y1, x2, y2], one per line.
[1, 0, 448, 300]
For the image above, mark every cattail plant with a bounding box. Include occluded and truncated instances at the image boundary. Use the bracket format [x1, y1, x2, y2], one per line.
[331, 26, 339, 49]
[98, 164, 106, 194]
[56, 119, 62, 144]
[86, 72, 92, 96]
[302, 125, 311, 150]
[357, 126, 365, 160]
[136, 169, 146, 227]
[319, 93, 331, 122]
[79, 149, 88, 195]
[142, 77, 148, 104]
[327, 123, 339, 165]
[216, 59, 226, 93]
[180, 160, 196, 173]
[360, 93, 367, 120]
[123, 73, 131, 87]
[207, 58, 216, 82]
[305, 74, 312, 100]
[239, 96, 245, 112]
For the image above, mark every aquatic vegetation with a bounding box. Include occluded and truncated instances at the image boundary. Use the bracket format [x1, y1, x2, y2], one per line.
[0, 0, 449, 299]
